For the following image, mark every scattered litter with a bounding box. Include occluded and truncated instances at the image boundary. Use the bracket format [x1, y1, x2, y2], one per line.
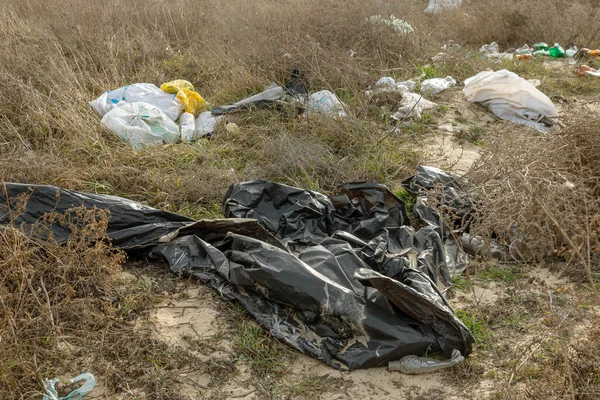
[515, 44, 531, 54]
[376, 77, 396, 88]
[42, 373, 96, 400]
[195, 111, 222, 138]
[580, 48, 600, 57]
[212, 83, 286, 115]
[369, 15, 414, 34]
[226, 122, 239, 133]
[420, 76, 457, 96]
[432, 52, 448, 62]
[179, 112, 196, 142]
[425, 0, 462, 14]
[464, 70, 559, 131]
[565, 46, 578, 58]
[441, 41, 461, 50]
[439, 123, 455, 133]
[393, 92, 438, 119]
[160, 80, 207, 115]
[577, 65, 600, 78]
[516, 54, 533, 61]
[389, 348, 465, 374]
[2, 168, 474, 371]
[307, 90, 347, 117]
[101, 102, 180, 149]
[479, 42, 500, 55]
[479, 42, 513, 60]
[90, 83, 184, 121]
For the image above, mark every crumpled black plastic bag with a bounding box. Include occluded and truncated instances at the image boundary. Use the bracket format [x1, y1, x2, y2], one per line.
[0, 170, 474, 371]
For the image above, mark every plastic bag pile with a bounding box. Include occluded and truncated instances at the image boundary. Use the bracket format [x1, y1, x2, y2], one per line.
[1, 166, 474, 371]
[90, 80, 207, 149]
[91, 80, 346, 149]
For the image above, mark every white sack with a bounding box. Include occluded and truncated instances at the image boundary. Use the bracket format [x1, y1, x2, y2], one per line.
[101, 102, 180, 149]
[463, 70, 558, 131]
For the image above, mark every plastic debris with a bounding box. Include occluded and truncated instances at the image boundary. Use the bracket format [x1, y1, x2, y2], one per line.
[226, 122, 239, 133]
[212, 83, 286, 115]
[441, 41, 461, 50]
[101, 102, 180, 149]
[393, 92, 438, 119]
[464, 70, 559, 131]
[577, 65, 600, 78]
[160, 80, 207, 116]
[195, 111, 222, 138]
[580, 48, 600, 57]
[548, 43, 565, 58]
[420, 76, 457, 96]
[479, 42, 500, 55]
[389, 349, 465, 374]
[90, 83, 184, 121]
[307, 90, 347, 117]
[565, 46, 578, 58]
[1, 168, 474, 371]
[369, 15, 414, 34]
[179, 112, 196, 142]
[425, 0, 462, 14]
[515, 44, 531, 54]
[42, 373, 96, 400]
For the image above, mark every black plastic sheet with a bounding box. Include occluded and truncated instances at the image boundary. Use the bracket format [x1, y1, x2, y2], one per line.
[0, 169, 474, 370]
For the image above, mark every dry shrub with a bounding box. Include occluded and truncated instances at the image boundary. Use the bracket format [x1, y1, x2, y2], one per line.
[466, 117, 600, 276]
[0, 197, 194, 397]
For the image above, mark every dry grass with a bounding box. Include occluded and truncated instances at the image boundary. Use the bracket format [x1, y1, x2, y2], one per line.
[465, 117, 600, 288]
[0, 199, 200, 398]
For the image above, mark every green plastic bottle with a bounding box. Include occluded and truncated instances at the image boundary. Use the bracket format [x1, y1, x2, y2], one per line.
[549, 43, 565, 58]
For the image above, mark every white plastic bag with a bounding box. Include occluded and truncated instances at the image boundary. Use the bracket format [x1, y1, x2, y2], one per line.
[179, 112, 196, 142]
[307, 90, 347, 117]
[366, 78, 416, 97]
[389, 349, 465, 375]
[425, 0, 462, 14]
[463, 70, 559, 131]
[90, 83, 185, 121]
[393, 92, 438, 119]
[101, 102, 180, 149]
[420, 76, 456, 96]
[195, 111, 222, 138]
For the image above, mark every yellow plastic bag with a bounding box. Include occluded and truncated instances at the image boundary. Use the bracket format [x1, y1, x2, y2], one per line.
[176, 88, 207, 115]
[160, 80, 207, 115]
[160, 80, 194, 94]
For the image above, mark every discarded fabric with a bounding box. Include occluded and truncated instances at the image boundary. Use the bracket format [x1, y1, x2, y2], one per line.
[42, 373, 96, 400]
[101, 102, 180, 149]
[420, 76, 457, 96]
[90, 83, 184, 121]
[1, 167, 474, 371]
[425, 0, 462, 14]
[463, 70, 558, 131]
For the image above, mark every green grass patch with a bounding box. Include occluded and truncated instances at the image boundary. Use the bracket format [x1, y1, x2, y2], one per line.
[233, 323, 288, 377]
